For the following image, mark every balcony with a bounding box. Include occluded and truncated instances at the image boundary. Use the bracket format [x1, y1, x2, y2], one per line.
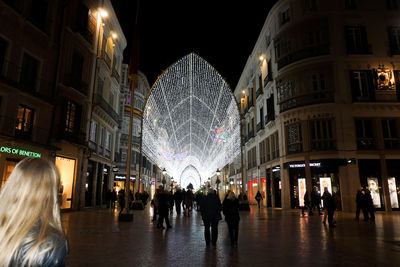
[102, 53, 112, 70]
[256, 88, 263, 99]
[277, 43, 329, 70]
[346, 44, 373, 55]
[257, 122, 264, 132]
[120, 134, 140, 144]
[104, 149, 111, 159]
[94, 94, 119, 124]
[264, 73, 273, 87]
[245, 130, 254, 143]
[111, 68, 120, 83]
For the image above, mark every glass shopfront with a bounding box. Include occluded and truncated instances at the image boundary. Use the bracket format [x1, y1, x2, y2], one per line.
[386, 159, 400, 211]
[288, 159, 342, 210]
[358, 159, 385, 211]
[266, 168, 272, 207]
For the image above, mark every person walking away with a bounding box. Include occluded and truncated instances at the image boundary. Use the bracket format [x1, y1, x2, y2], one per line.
[185, 189, 193, 216]
[174, 188, 183, 215]
[364, 187, 375, 222]
[255, 191, 263, 210]
[326, 191, 336, 228]
[361, 188, 369, 221]
[157, 186, 172, 229]
[223, 191, 240, 247]
[355, 190, 363, 221]
[303, 191, 311, 216]
[182, 189, 186, 211]
[0, 158, 67, 266]
[311, 186, 322, 215]
[201, 188, 222, 247]
[152, 188, 161, 222]
[322, 188, 330, 225]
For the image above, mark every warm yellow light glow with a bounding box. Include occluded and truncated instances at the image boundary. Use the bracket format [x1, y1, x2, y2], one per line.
[99, 9, 108, 18]
[242, 90, 245, 94]
[259, 55, 264, 61]
[112, 32, 118, 39]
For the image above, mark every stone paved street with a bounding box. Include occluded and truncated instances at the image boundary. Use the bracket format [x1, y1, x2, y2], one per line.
[62, 206, 400, 267]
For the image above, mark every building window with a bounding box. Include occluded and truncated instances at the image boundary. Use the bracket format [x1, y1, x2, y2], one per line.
[105, 130, 111, 151]
[349, 70, 375, 102]
[20, 53, 39, 91]
[355, 119, 375, 149]
[388, 27, 400, 55]
[382, 119, 400, 149]
[271, 131, 279, 159]
[15, 105, 34, 139]
[344, 26, 371, 54]
[280, 9, 290, 25]
[29, 0, 48, 31]
[97, 77, 104, 96]
[64, 99, 82, 135]
[109, 91, 114, 108]
[387, 0, 399, 9]
[0, 37, 8, 75]
[69, 51, 85, 94]
[310, 119, 335, 150]
[287, 123, 303, 154]
[89, 121, 97, 142]
[259, 139, 266, 164]
[266, 138, 271, 161]
[345, 0, 357, 9]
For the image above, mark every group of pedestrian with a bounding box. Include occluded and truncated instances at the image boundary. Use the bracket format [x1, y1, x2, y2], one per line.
[302, 186, 337, 228]
[355, 187, 375, 222]
[152, 185, 172, 229]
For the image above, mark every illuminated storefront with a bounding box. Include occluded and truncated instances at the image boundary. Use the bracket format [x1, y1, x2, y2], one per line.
[0, 143, 45, 189]
[55, 156, 76, 209]
[358, 159, 385, 211]
[287, 159, 342, 210]
[114, 174, 135, 193]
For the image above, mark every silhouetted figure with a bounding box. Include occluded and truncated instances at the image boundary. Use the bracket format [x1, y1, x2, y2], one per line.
[255, 191, 263, 209]
[201, 189, 222, 247]
[223, 191, 240, 247]
[364, 187, 375, 222]
[174, 189, 183, 215]
[311, 187, 322, 215]
[169, 190, 174, 214]
[152, 188, 160, 222]
[157, 186, 172, 229]
[323, 189, 336, 228]
[184, 189, 193, 216]
[303, 191, 311, 216]
[111, 189, 117, 210]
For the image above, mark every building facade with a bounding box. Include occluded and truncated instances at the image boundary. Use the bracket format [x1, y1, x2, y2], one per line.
[0, 0, 61, 195]
[116, 64, 158, 196]
[234, 0, 400, 212]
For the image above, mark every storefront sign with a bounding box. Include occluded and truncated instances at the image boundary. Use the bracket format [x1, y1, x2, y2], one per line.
[114, 174, 135, 181]
[289, 162, 321, 168]
[0, 146, 41, 158]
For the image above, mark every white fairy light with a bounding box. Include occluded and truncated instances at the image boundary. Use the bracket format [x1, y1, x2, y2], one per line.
[143, 53, 240, 190]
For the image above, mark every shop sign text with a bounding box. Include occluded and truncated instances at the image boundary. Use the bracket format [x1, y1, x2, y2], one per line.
[0, 146, 41, 158]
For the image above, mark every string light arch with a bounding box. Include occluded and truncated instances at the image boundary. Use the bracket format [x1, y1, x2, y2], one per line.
[142, 53, 241, 189]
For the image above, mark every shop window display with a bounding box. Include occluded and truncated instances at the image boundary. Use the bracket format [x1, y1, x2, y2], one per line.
[388, 177, 399, 209]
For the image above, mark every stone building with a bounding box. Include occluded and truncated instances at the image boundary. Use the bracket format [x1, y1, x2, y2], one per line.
[233, 0, 400, 212]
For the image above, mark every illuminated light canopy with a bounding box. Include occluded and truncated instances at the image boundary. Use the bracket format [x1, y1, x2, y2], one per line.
[143, 53, 240, 189]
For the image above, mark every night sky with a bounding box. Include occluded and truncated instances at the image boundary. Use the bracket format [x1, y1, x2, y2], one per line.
[111, 0, 278, 88]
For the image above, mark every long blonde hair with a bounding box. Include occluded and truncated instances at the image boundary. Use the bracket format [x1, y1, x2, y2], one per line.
[0, 158, 65, 266]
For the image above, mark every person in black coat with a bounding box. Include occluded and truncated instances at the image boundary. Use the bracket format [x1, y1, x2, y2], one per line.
[173, 188, 183, 215]
[311, 186, 322, 215]
[157, 186, 172, 229]
[200, 188, 222, 247]
[223, 191, 240, 246]
[303, 191, 311, 216]
[364, 187, 375, 222]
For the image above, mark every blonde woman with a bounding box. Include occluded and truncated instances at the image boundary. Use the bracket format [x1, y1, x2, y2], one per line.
[0, 158, 67, 266]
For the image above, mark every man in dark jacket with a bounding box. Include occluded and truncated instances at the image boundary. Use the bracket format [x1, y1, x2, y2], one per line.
[157, 186, 172, 229]
[173, 188, 183, 215]
[200, 188, 222, 247]
[311, 186, 322, 215]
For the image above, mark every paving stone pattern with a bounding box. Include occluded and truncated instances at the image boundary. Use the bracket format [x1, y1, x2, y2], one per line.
[62, 206, 400, 267]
